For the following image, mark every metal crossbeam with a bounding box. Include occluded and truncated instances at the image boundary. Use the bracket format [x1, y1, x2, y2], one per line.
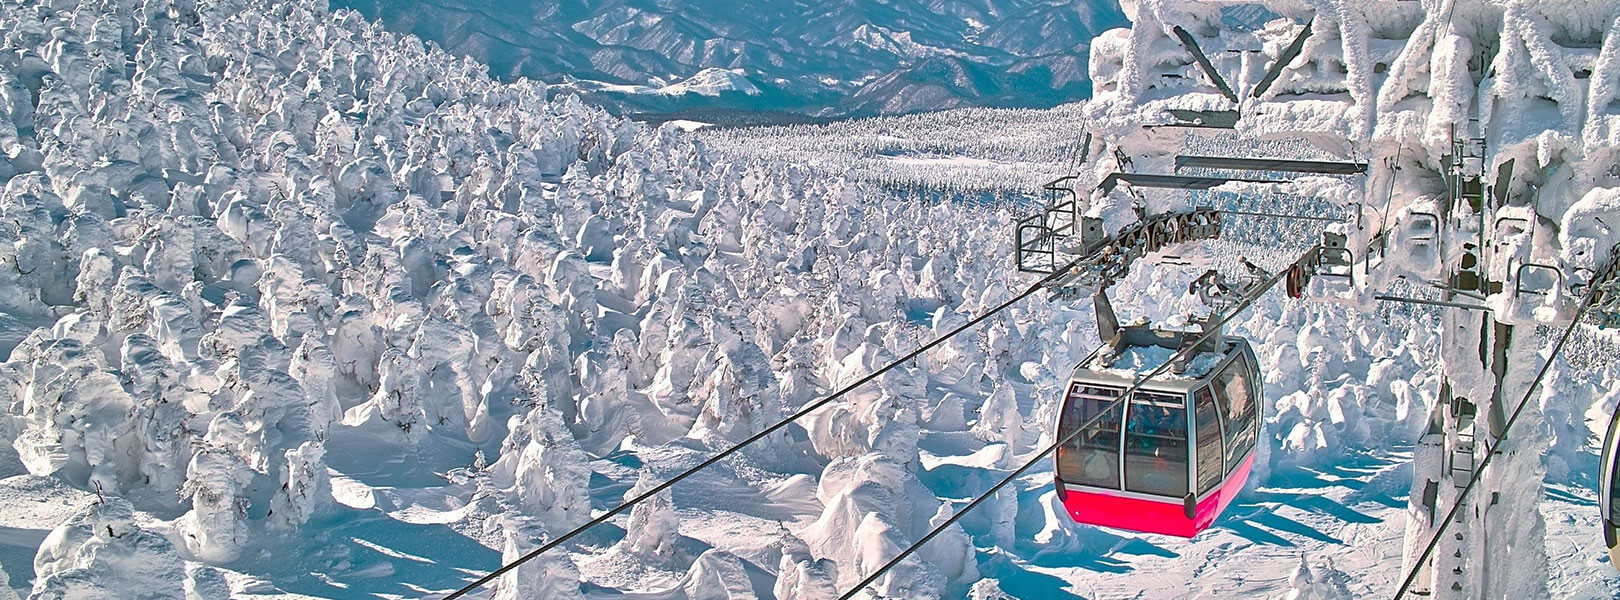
[1101, 172, 1282, 193]
[1251, 20, 1314, 98]
[1175, 155, 1368, 175]
[1159, 109, 1240, 129]
[1171, 26, 1240, 103]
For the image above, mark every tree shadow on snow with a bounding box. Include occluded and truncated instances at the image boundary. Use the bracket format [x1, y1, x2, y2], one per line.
[1218, 518, 1297, 547]
[975, 551, 1091, 599]
[1001, 481, 1181, 577]
[324, 425, 483, 490]
[1267, 447, 1406, 490]
[1266, 463, 1369, 492]
[1215, 490, 1378, 546]
[1267, 449, 1413, 511]
[255, 508, 501, 599]
[591, 470, 637, 509]
[1017, 527, 1178, 574]
[1242, 512, 1340, 544]
[919, 461, 1007, 501]
[995, 565, 1089, 600]
[1243, 491, 1380, 525]
[1544, 484, 1596, 507]
[1, 525, 49, 593]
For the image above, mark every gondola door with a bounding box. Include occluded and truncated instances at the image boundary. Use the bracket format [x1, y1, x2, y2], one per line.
[1601, 402, 1620, 566]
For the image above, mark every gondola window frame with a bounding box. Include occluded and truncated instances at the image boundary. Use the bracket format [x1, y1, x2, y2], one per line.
[1192, 386, 1225, 495]
[1122, 390, 1190, 498]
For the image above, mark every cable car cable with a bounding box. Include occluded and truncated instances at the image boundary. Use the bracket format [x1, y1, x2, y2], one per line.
[1390, 282, 1605, 600]
[442, 255, 1088, 600]
[838, 247, 1316, 599]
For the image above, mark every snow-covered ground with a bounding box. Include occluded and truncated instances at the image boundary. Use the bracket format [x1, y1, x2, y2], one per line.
[1, 1, 1619, 599]
[697, 105, 1091, 194]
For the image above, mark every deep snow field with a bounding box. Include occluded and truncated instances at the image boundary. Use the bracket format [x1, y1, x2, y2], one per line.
[696, 105, 1091, 195]
[2, 1, 1620, 599]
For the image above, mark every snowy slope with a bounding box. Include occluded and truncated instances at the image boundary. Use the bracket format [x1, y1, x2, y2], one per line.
[698, 103, 1091, 194]
[656, 69, 762, 98]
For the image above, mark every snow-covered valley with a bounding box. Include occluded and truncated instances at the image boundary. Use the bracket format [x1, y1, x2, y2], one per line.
[323, 0, 1128, 121]
[2, 1, 1620, 599]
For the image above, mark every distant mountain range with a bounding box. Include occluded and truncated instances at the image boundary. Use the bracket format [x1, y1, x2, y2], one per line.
[328, 0, 1127, 123]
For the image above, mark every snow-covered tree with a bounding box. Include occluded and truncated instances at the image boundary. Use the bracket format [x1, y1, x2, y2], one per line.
[30, 498, 187, 600]
[493, 517, 581, 600]
[269, 441, 331, 530]
[775, 531, 839, 600]
[490, 404, 591, 531]
[971, 379, 1022, 451]
[614, 468, 681, 562]
[179, 414, 255, 563]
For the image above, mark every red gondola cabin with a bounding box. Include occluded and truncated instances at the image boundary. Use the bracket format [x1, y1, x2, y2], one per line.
[1053, 327, 1261, 537]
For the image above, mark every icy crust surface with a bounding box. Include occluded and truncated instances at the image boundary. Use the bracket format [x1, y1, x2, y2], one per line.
[0, 0, 1614, 599]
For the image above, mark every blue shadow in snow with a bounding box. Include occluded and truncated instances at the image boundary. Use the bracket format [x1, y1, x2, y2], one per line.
[918, 462, 1006, 501]
[1266, 464, 1367, 492]
[994, 563, 1089, 600]
[1, 525, 48, 593]
[599, 448, 645, 470]
[1026, 548, 1134, 574]
[1004, 480, 1180, 576]
[1112, 536, 1179, 559]
[1215, 488, 1375, 546]
[1242, 491, 1380, 525]
[1017, 527, 1179, 575]
[1266, 446, 1406, 491]
[590, 471, 634, 508]
[264, 510, 501, 599]
[1561, 448, 1602, 491]
[1544, 485, 1596, 507]
[324, 428, 478, 489]
[1246, 512, 1341, 544]
[979, 549, 1095, 597]
[906, 299, 946, 324]
[1219, 519, 1295, 547]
